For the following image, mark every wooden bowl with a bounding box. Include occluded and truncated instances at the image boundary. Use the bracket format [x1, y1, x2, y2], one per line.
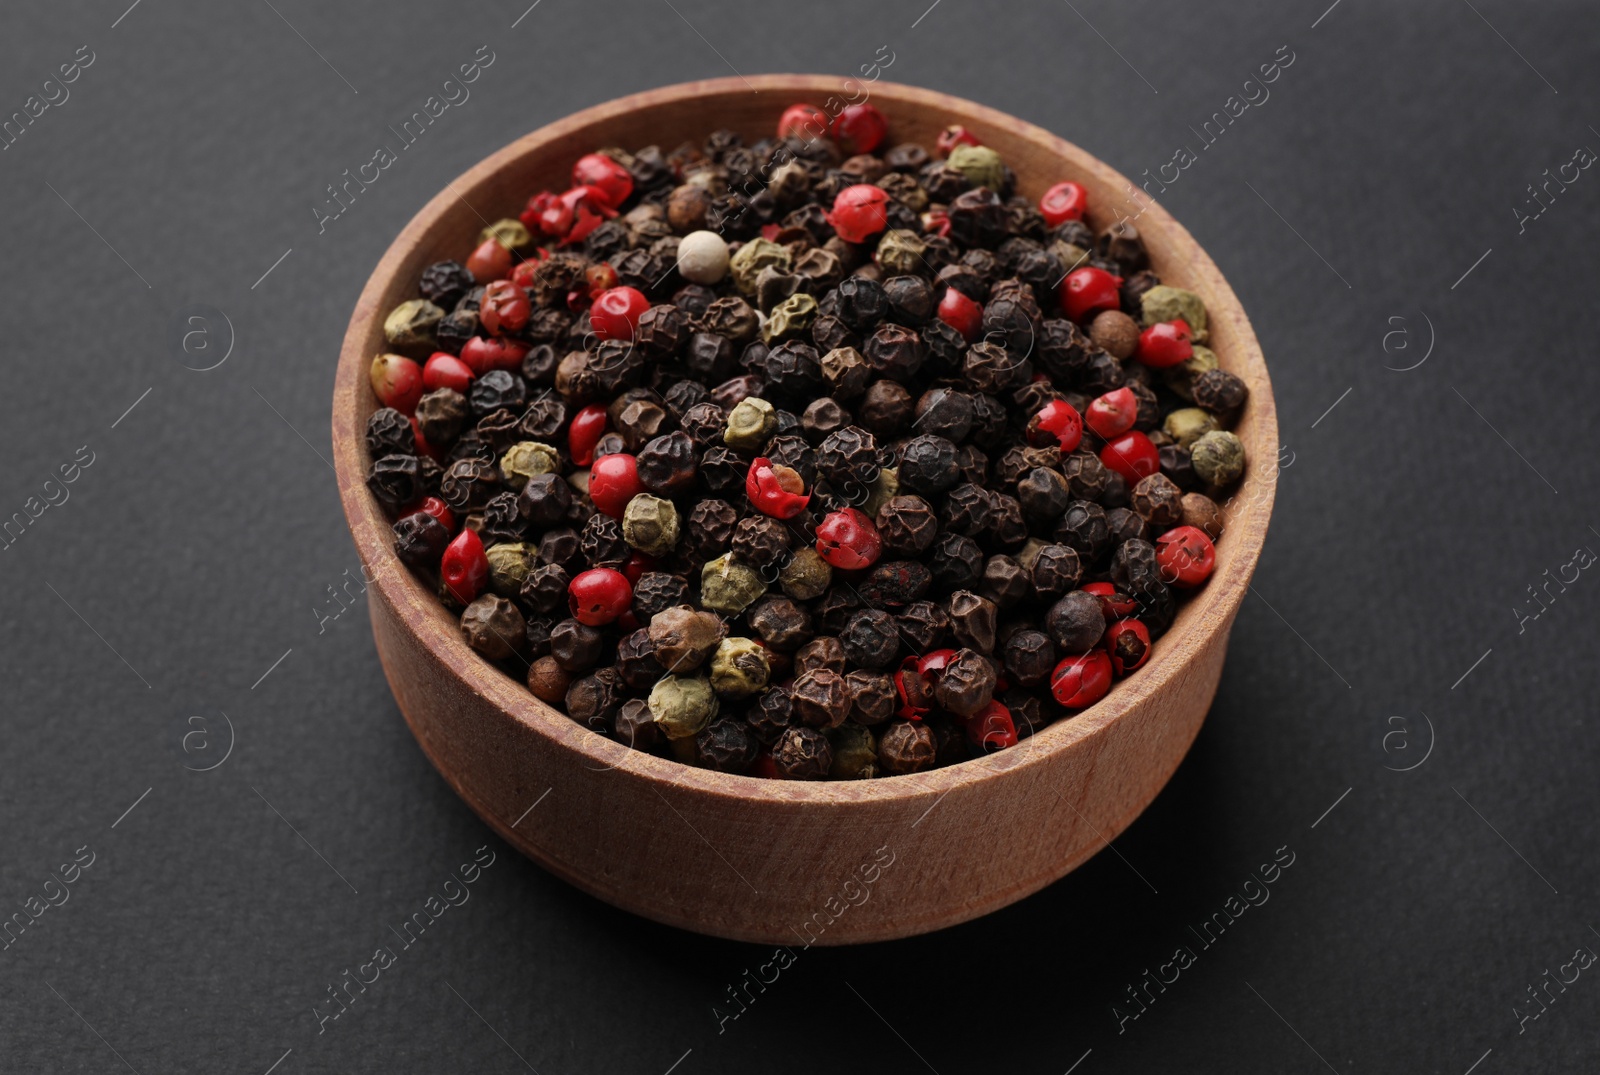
[333, 75, 1276, 945]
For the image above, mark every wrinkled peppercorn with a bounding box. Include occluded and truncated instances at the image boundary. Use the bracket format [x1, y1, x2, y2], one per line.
[948, 590, 999, 653]
[898, 435, 960, 494]
[696, 719, 758, 772]
[1112, 539, 1164, 596]
[631, 571, 689, 622]
[979, 555, 1031, 609]
[876, 495, 939, 556]
[440, 458, 501, 514]
[526, 655, 572, 704]
[1005, 630, 1058, 688]
[1131, 473, 1184, 528]
[648, 606, 725, 672]
[613, 698, 661, 750]
[794, 635, 846, 676]
[1030, 543, 1082, 597]
[774, 726, 833, 779]
[732, 515, 791, 568]
[897, 600, 950, 652]
[461, 595, 526, 661]
[393, 511, 449, 571]
[1056, 500, 1112, 561]
[792, 668, 852, 728]
[366, 408, 416, 458]
[550, 617, 606, 672]
[857, 380, 915, 436]
[566, 668, 624, 732]
[878, 720, 936, 774]
[840, 609, 901, 670]
[929, 532, 984, 591]
[580, 512, 629, 568]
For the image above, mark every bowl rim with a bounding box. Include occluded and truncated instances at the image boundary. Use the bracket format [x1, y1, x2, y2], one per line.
[333, 74, 1277, 808]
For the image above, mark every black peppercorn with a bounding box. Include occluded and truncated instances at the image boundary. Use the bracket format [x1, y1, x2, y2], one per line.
[978, 555, 1030, 610]
[858, 560, 933, 610]
[1056, 500, 1112, 562]
[863, 323, 926, 381]
[1192, 368, 1248, 416]
[1004, 630, 1057, 689]
[873, 495, 936, 556]
[1158, 444, 1201, 491]
[461, 594, 528, 662]
[580, 512, 628, 569]
[366, 407, 416, 459]
[800, 398, 851, 445]
[1060, 452, 1111, 501]
[941, 483, 993, 537]
[520, 563, 571, 615]
[613, 698, 662, 751]
[1016, 467, 1072, 524]
[748, 686, 796, 743]
[882, 274, 935, 325]
[732, 515, 791, 568]
[934, 648, 997, 716]
[878, 720, 936, 774]
[1133, 582, 1177, 638]
[419, 259, 474, 307]
[680, 402, 729, 449]
[439, 457, 501, 514]
[662, 378, 709, 420]
[840, 609, 901, 671]
[549, 617, 606, 672]
[628, 572, 687, 623]
[681, 500, 738, 562]
[1131, 473, 1184, 528]
[774, 726, 833, 779]
[747, 595, 814, 651]
[967, 393, 1009, 451]
[393, 511, 448, 571]
[1046, 591, 1105, 654]
[947, 188, 1007, 248]
[1111, 539, 1164, 596]
[566, 668, 624, 732]
[948, 591, 999, 654]
[929, 531, 984, 592]
[536, 527, 582, 573]
[833, 277, 888, 331]
[816, 426, 881, 490]
[636, 431, 698, 495]
[479, 492, 527, 545]
[367, 454, 431, 513]
[857, 380, 915, 436]
[416, 390, 470, 450]
[765, 433, 818, 489]
[986, 493, 1028, 550]
[794, 636, 846, 676]
[897, 600, 950, 652]
[695, 719, 758, 772]
[468, 370, 527, 418]
[792, 668, 851, 728]
[898, 434, 960, 495]
[1030, 544, 1083, 597]
[518, 472, 572, 529]
[912, 388, 974, 443]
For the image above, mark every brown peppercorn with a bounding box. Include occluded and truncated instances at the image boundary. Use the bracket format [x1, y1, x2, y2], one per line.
[820, 346, 871, 399]
[857, 379, 915, 436]
[876, 495, 939, 556]
[792, 668, 852, 728]
[696, 720, 758, 773]
[1046, 591, 1105, 653]
[460, 595, 526, 661]
[747, 595, 814, 651]
[1089, 309, 1140, 360]
[636, 431, 698, 495]
[416, 387, 470, 446]
[794, 636, 846, 676]
[1004, 630, 1058, 689]
[773, 726, 833, 780]
[986, 493, 1028, 550]
[538, 527, 583, 572]
[878, 720, 937, 775]
[566, 668, 624, 732]
[1098, 220, 1149, 273]
[840, 609, 901, 671]
[1030, 544, 1083, 598]
[816, 425, 881, 489]
[935, 649, 997, 717]
[550, 617, 606, 672]
[526, 656, 572, 704]
[801, 397, 851, 443]
[941, 483, 993, 537]
[615, 628, 665, 690]
[1180, 492, 1225, 538]
[393, 511, 449, 571]
[648, 606, 726, 673]
[613, 698, 661, 751]
[845, 671, 896, 726]
[1192, 368, 1249, 416]
[1131, 473, 1184, 528]
[963, 339, 1031, 395]
[897, 600, 950, 652]
[948, 591, 998, 654]
[680, 400, 729, 447]
[732, 515, 791, 568]
[580, 512, 629, 569]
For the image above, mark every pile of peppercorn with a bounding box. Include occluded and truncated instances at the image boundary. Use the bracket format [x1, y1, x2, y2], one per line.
[362, 100, 1249, 781]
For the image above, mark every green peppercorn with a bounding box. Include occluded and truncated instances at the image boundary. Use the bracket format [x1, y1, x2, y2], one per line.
[648, 606, 725, 673]
[701, 553, 767, 615]
[780, 547, 833, 602]
[761, 292, 818, 344]
[861, 466, 900, 520]
[1163, 344, 1219, 401]
[709, 637, 771, 699]
[1140, 285, 1208, 343]
[649, 674, 718, 740]
[947, 144, 1006, 191]
[622, 494, 680, 556]
[729, 237, 792, 298]
[499, 441, 560, 491]
[480, 218, 532, 251]
[875, 229, 928, 277]
[724, 396, 777, 451]
[829, 723, 880, 779]
[384, 299, 445, 349]
[1163, 407, 1219, 449]
[484, 542, 537, 597]
[1190, 430, 1246, 487]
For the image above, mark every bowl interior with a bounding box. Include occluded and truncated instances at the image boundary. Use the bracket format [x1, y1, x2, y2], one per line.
[333, 75, 1277, 805]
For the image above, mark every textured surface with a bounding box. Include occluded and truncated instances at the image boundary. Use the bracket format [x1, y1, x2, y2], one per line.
[1, 0, 1596, 1072]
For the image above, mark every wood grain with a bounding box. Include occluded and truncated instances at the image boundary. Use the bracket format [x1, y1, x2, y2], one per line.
[332, 75, 1277, 944]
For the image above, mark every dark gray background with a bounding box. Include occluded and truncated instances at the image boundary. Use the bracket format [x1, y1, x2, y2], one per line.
[2, 0, 1595, 1071]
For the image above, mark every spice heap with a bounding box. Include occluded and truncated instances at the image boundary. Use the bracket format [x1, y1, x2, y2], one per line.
[363, 102, 1248, 780]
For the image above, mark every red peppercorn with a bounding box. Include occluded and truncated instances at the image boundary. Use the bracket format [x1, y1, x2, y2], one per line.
[554, 185, 618, 246]
[568, 403, 609, 467]
[479, 279, 531, 336]
[777, 102, 830, 142]
[745, 457, 812, 519]
[584, 262, 619, 300]
[588, 452, 644, 518]
[1099, 430, 1160, 484]
[1135, 319, 1193, 368]
[1082, 581, 1139, 620]
[520, 190, 564, 236]
[1085, 386, 1138, 439]
[441, 528, 488, 604]
[509, 250, 547, 290]
[829, 184, 890, 244]
[1059, 266, 1124, 322]
[964, 699, 1018, 752]
[418, 496, 455, 533]
[589, 286, 650, 342]
[369, 354, 423, 413]
[831, 102, 888, 155]
[815, 507, 881, 570]
[459, 336, 529, 375]
[752, 751, 781, 779]
[423, 352, 475, 394]
[937, 287, 983, 341]
[918, 648, 958, 678]
[620, 551, 655, 586]
[1039, 181, 1088, 226]
[936, 124, 980, 157]
[465, 238, 512, 283]
[1104, 618, 1152, 676]
[894, 655, 932, 720]
[1051, 650, 1113, 708]
[569, 567, 633, 626]
[410, 417, 439, 460]
[1155, 525, 1216, 588]
[571, 152, 634, 209]
[1033, 399, 1084, 453]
